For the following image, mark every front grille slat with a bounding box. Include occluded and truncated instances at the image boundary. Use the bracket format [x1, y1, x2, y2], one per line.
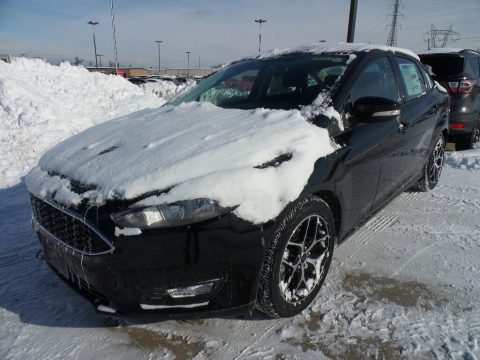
[30, 195, 113, 255]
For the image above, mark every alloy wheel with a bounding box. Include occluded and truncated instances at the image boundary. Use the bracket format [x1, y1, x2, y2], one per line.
[428, 137, 445, 184]
[279, 215, 331, 304]
[473, 121, 480, 145]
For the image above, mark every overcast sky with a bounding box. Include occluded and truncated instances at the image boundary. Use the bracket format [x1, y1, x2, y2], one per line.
[1, 0, 479, 68]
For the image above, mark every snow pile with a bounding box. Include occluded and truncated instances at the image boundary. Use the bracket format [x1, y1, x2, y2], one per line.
[0, 58, 164, 187]
[445, 147, 480, 171]
[26, 102, 336, 223]
[141, 79, 196, 102]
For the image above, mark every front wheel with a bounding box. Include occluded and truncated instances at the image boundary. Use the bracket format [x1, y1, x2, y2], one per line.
[256, 195, 335, 318]
[412, 135, 445, 192]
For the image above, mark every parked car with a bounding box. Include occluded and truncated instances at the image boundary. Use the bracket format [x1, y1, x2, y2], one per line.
[128, 77, 150, 85]
[26, 43, 448, 318]
[419, 49, 480, 149]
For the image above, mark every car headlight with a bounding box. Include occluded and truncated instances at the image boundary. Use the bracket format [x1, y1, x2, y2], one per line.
[111, 198, 232, 229]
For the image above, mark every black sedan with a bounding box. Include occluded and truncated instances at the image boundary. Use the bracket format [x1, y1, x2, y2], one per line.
[26, 44, 448, 318]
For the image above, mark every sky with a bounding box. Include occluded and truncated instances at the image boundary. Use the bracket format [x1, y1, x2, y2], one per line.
[0, 0, 479, 68]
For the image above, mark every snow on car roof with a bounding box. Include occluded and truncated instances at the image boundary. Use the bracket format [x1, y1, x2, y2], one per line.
[417, 48, 466, 55]
[233, 42, 419, 63]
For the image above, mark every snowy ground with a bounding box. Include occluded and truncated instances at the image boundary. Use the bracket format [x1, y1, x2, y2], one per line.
[1, 59, 480, 359]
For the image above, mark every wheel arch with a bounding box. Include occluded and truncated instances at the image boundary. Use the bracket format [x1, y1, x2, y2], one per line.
[442, 128, 448, 143]
[312, 190, 342, 239]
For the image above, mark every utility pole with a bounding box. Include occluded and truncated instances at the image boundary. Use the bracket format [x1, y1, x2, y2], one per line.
[96, 54, 103, 67]
[426, 25, 461, 48]
[186, 51, 191, 77]
[155, 40, 162, 74]
[198, 57, 201, 68]
[255, 19, 267, 52]
[386, 0, 403, 47]
[87, 21, 99, 70]
[346, 0, 358, 43]
[110, 0, 119, 74]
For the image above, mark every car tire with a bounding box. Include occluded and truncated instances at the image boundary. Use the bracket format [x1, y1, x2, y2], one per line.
[256, 195, 335, 318]
[458, 118, 480, 150]
[412, 135, 445, 192]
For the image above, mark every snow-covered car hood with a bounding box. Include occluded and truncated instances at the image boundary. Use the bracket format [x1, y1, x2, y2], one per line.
[26, 102, 336, 223]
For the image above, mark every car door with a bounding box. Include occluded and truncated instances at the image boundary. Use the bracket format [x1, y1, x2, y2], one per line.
[335, 55, 406, 235]
[391, 56, 438, 183]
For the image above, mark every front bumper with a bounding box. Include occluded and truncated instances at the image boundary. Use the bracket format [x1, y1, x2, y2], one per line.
[32, 195, 267, 318]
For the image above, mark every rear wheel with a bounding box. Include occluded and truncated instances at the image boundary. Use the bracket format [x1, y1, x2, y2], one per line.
[256, 195, 335, 318]
[412, 135, 445, 192]
[461, 119, 480, 150]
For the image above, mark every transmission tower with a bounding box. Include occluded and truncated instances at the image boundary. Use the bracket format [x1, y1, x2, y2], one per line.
[426, 25, 461, 48]
[386, 0, 403, 47]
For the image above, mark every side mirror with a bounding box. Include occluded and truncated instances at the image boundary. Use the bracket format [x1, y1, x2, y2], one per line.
[352, 97, 400, 121]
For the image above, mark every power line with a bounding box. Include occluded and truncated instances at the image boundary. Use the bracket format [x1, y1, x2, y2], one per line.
[425, 25, 461, 49]
[386, 0, 403, 47]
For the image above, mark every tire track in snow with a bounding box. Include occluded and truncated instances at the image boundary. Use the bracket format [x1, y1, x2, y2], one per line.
[0, 256, 30, 269]
[1, 281, 60, 307]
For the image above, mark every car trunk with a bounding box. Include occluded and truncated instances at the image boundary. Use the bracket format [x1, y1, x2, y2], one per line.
[420, 54, 466, 108]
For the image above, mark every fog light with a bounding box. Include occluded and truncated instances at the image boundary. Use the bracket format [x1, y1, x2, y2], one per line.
[167, 280, 218, 299]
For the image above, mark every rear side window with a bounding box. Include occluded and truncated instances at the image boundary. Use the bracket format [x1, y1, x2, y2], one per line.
[420, 55, 465, 77]
[467, 58, 480, 78]
[395, 57, 426, 101]
[418, 64, 433, 90]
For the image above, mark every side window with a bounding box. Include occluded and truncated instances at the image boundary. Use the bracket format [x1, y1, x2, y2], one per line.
[349, 57, 399, 104]
[418, 64, 433, 90]
[395, 57, 427, 101]
[467, 57, 480, 78]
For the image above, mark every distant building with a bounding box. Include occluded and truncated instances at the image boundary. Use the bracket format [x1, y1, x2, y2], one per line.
[86, 67, 150, 77]
[150, 68, 215, 77]
[87, 66, 215, 78]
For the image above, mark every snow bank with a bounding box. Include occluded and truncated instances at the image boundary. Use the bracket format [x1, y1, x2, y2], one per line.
[27, 102, 336, 224]
[0, 58, 164, 187]
[141, 79, 196, 102]
[445, 146, 480, 171]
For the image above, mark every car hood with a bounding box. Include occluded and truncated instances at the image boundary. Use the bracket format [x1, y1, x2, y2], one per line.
[26, 102, 336, 223]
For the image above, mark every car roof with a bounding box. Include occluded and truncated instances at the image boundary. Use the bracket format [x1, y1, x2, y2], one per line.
[418, 48, 480, 57]
[229, 42, 419, 65]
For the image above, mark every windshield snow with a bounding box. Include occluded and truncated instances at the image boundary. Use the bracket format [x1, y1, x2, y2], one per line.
[171, 54, 349, 110]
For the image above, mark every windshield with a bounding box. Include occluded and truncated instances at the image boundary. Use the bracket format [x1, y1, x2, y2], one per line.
[170, 54, 349, 110]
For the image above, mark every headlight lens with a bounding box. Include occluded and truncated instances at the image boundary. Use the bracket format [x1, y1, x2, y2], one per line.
[111, 198, 231, 229]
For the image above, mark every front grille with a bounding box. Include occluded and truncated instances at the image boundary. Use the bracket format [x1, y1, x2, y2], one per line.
[31, 195, 114, 255]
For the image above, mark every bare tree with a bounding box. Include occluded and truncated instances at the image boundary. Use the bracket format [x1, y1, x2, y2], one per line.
[73, 56, 84, 66]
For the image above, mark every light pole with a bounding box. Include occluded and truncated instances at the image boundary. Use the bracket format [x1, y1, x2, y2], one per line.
[198, 56, 201, 68]
[347, 0, 358, 43]
[97, 54, 103, 68]
[87, 21, 99, 70]
[110, 0, 119, 74]
[155, 40, 162, 74]
[186, 51, 191, 77]
[255, 19, 267, 52]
